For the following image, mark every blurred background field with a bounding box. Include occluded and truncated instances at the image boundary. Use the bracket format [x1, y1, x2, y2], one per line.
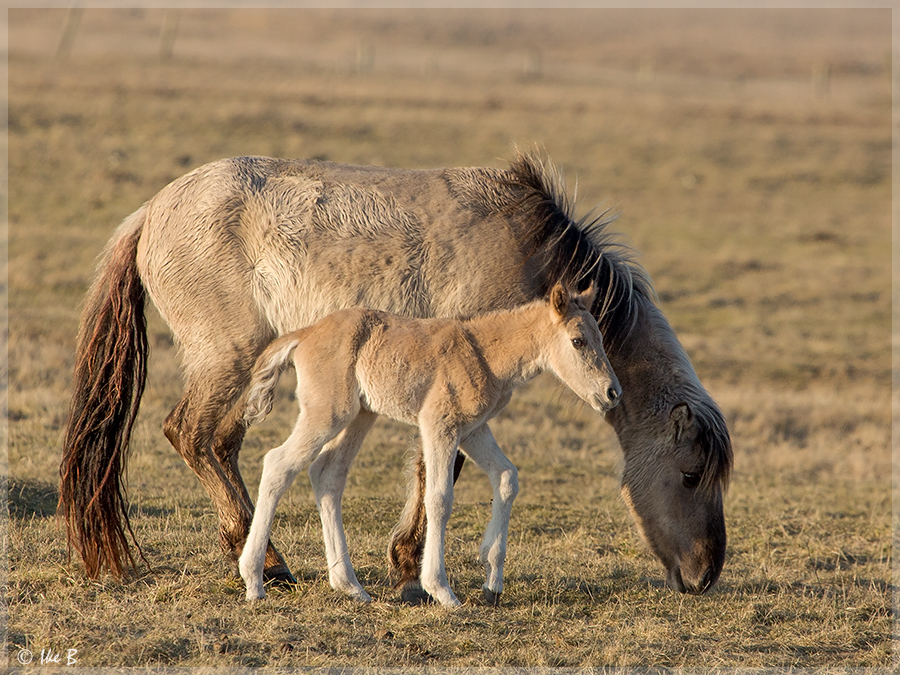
[5, 8, 893, 669]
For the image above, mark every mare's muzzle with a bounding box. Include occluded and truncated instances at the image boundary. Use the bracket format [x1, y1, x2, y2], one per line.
[667, 562, 720, 595]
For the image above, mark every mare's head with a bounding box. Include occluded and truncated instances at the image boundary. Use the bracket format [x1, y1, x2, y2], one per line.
[591, 259, 731, 596]
[500, 151, 732, 594]
[543, 282, 622, 414]
[612, 380, 732, 594]
[604, 295, 732, 596]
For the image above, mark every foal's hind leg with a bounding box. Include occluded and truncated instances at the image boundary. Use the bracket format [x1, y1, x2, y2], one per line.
[308, 409, 377, 602]
[210, 400, 296, 583]
[459, 424, 519, 606]
[239, 409, 349, 601]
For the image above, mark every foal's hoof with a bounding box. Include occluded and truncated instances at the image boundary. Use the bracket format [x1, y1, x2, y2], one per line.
[482, 587, 502, 607]
[263, 565, 298, 587]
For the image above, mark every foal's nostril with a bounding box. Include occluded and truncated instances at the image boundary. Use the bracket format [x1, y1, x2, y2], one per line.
[607, 386, 621, 406]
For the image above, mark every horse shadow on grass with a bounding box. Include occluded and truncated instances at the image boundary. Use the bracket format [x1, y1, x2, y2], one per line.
[7, 476, 174, 519]
[7, 477, 59, 518]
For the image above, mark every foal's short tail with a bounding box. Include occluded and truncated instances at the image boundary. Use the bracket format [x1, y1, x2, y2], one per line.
[243, 334, 302, 427]
[59, 206, 149, 579]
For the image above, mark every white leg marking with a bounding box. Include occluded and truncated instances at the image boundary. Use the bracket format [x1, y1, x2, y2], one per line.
[460, 424, 519, 601]
[238, 413, 342, 601]
[419, 424, 462, 607]
[308, 410, 377, 602]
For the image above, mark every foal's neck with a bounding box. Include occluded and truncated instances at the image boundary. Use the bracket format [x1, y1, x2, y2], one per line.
[464, 302, 550, 387]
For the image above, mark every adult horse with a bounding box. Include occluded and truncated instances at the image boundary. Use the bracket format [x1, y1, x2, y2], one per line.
[60, 152, 732, 596]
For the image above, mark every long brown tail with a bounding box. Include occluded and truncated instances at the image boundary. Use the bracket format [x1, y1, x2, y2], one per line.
[388, 442, 466, 587]
[59, 207, 149, 579]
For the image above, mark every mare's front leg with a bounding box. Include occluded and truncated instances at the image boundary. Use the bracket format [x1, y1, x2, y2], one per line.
[459, 424, 519, 606]
[419, 421, 463, 607]
[239, 412, 344, 601]
[308, 409, 377, 602]
[166, 364, 294, 584]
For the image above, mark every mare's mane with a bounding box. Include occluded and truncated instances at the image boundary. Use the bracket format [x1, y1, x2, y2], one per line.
[498, 152, 732, 491]
[499, 152, 653, 353]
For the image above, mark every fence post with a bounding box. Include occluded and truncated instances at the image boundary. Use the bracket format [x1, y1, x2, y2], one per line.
[160, 9, 180, 61]
[55, 5, 83, 61]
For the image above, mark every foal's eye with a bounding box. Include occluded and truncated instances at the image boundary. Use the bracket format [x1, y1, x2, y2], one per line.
[571, 337, 585, 349]
[682, 472, 702, 489]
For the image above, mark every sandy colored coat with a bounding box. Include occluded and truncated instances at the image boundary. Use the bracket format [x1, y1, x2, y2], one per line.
[238, 285, 620, 606]
[60, 152, 731, 597]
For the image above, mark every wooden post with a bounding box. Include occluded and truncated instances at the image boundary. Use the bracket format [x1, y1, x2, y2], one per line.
[160, 9, 180, 62]
[56, 5, 83, 61]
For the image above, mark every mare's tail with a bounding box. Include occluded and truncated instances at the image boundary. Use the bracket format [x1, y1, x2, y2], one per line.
[59, 206, 150, 579]
[243, 334, 302, 427]
[387, 442, 429, 588]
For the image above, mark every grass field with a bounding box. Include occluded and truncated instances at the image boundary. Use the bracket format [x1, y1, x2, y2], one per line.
[5, 8, 894, 670]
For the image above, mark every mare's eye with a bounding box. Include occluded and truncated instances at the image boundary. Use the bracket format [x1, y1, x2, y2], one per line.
[682, 472, 702, 489]
[571, 337, 585, 349]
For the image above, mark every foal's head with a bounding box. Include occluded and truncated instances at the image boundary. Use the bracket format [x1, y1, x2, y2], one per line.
[544, 283, 622, 413]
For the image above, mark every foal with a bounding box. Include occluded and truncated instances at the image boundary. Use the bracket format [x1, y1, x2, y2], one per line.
[238, 282, 621, 606]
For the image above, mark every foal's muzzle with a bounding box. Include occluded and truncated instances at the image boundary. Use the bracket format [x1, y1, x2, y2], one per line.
[606, 385, 621, 408]
[595, 383, 622, 412]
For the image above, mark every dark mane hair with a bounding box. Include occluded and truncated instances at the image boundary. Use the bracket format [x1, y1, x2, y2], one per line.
[500, 151, 732, 490]
[500, 151, 654, 354]
[695, 398, 734, 493]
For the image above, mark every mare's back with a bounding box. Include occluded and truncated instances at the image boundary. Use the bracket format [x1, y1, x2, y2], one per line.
[139, 157, 542, 343]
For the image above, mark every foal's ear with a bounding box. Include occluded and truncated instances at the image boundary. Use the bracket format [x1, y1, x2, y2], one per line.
[669, 403, 694, 442]
[575, 280, 598, 310]
[550, 283, 569, 318]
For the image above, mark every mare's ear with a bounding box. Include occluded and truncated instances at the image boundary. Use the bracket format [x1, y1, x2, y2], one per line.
[550, 283, 569, 319]
[669, 403, 694, 442]
[576, 280, 598, 310]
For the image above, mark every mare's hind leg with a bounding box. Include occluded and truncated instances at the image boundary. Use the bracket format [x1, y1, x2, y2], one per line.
[165, 371, 290, 580]
[239, 407, 350, 600]
[209, 400, 296, 583]
[164, 387, 253, 564]
[459, 424, 519, 606]
[308, 409, 377, 602]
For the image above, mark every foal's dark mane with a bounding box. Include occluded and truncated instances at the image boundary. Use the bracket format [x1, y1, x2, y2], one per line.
[499, 152, 732, 491]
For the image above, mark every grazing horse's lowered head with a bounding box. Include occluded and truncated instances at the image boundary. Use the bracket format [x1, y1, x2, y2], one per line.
[604, 297, 733, 594]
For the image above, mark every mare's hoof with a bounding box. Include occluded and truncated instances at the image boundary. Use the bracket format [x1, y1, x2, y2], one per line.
[400, 582, 433, 606]
[263, 565, 298, 587]
[482, 587, 502, 607]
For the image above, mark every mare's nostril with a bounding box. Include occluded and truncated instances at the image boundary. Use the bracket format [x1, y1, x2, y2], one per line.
[607, 386, 620, 402]
[699, 566, 716, 593]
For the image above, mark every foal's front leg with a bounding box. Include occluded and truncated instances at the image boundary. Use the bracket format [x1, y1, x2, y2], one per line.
[419, 422, 462, 607]
[459, 424, 519, 606]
